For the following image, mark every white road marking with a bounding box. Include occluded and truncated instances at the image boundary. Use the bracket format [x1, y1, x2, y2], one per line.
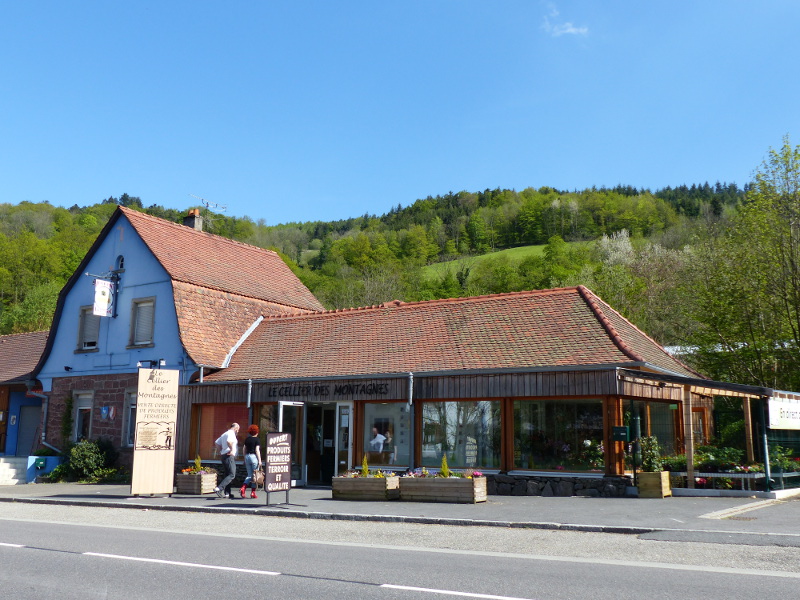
[382, 585, 535, 599]
[83, 552, 280, 575]
[0, 542, 25, 548]
[700, 499, 781, 520]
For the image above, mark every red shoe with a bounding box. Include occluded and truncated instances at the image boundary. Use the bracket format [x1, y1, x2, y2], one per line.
[250, 490, 257, 499]
[239, 485, 246, 498]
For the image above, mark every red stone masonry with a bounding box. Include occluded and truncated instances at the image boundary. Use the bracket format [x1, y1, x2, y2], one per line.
[47, 374, 139, 465]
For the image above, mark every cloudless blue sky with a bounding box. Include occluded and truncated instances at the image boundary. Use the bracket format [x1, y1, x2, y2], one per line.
[2, 2, 799, 225]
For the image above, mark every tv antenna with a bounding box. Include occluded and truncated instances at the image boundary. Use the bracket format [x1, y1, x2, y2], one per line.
[189, 194, 227, 212]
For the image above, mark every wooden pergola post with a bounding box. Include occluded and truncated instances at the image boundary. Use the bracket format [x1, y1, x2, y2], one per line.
[683, 385, 695, 489]
[743, 396, 755, 463]
[604, 396, 625, 476]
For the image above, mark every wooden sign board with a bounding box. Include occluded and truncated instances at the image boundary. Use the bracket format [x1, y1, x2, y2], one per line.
[265, 432, 292, 503]
[130, 368, 179, 495]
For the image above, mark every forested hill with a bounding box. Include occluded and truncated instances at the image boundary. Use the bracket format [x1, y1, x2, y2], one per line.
[6, 134, 800, 394]
[0, 182, 743, 339]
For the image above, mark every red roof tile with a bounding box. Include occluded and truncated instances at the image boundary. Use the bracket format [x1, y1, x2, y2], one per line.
[0, 331, 48, 384]
[120, 207, 323, 312]
[206, 286, 699, 381]
[173, 282, 316, 367]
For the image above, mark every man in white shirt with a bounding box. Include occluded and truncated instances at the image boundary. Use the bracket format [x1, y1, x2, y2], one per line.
[213, 422, 240, 499]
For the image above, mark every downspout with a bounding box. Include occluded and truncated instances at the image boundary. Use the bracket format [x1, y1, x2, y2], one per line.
[27, 388, 61, 455]
[247, 379, 253, 425]
[407, 372, 415, 470]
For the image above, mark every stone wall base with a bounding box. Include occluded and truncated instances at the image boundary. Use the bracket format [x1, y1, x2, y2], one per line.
[488, 473, 633, 498]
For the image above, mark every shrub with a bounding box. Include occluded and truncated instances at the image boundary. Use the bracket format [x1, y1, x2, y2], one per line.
[68, 440, 106, 480]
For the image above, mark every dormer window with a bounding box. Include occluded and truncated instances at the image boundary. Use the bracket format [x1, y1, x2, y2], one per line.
[129, 297, 155, 347]
[77, 306, 100, 351]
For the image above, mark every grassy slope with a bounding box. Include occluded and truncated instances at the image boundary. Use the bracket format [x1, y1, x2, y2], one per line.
[422, 244, 547, 279]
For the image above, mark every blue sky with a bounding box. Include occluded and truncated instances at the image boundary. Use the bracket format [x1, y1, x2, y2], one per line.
[2, 2, 799, 225]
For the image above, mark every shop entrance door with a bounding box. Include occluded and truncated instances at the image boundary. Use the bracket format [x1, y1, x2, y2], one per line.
[278, 401, 304, 486]
[336, 403, 353, 476]
[305, 403, 338, 485]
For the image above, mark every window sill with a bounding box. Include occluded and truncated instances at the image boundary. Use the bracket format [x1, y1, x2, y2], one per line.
[74, 348, 99, 354]
[126, 343, 154, 349]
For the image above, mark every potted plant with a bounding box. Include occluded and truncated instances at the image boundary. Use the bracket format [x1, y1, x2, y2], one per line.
[637, 436, 671, 498]
[399, 455, 487, 503]
[331, 455, 400, 500]
[175, 456, 218, 494]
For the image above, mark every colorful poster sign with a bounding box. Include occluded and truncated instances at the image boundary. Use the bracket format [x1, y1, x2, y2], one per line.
[130, 368, 179, 495]
[93, 278, 114, 317]
[769, 399, 800, 430]
[265, 432, 292, 493]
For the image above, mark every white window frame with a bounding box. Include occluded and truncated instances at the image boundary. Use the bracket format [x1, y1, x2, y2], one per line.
[77, 305, 100, 351]
[74, 392, 93, 442]
[129, 297, 155, 347]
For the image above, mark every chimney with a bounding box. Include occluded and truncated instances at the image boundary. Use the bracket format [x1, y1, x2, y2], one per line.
[183, 208, 203, 231]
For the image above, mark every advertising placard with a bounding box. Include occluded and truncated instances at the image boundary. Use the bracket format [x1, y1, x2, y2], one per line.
[130, 368, 179, 495]
[265, 432, 292, 501]
[769, 398, 800, 430]
[93, 278, 114, 317]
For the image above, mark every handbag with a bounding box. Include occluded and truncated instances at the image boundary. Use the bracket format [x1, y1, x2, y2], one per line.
[253, 468, 265, 487]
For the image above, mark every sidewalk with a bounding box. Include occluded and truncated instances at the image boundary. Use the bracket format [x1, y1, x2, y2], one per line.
[2, 482, 800, 538]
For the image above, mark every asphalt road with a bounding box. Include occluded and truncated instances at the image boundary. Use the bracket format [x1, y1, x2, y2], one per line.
[2, 503, 799, 599]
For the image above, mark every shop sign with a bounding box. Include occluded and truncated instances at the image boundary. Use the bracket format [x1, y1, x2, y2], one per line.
[769, 399, 800, 430]
[265, 380, 392, 400]
[265, 432, 292, 492]
[130, 368, 179, 495]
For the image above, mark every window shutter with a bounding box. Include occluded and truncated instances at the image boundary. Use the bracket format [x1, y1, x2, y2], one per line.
[133, 300, 155, 345]
[82, 310, 100, 348]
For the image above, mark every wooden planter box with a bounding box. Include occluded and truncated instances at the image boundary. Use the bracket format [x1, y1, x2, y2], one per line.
[175, 472, 218, 495]
[332, 476, 400, 500]
[638, 471, 672, 498]
[399, 476, 487, 503]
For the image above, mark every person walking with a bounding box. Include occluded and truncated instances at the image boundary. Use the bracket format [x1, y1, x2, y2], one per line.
[213, 422, 240, 499]
[240, 424, 262, 499]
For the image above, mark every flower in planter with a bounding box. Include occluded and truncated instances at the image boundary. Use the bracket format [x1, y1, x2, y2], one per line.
[336, 455, 395, 478]
[181, 455, 212, 475]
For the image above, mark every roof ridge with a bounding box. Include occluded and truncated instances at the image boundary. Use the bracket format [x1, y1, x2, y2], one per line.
[577, 285, 702, 377]
[259, 287, 583, 323]
[577, 285, 645, 362]
[0, 330, 48, 340]
[119, 206, 281, 258]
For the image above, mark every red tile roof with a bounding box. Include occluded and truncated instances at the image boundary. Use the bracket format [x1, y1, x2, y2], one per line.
[173, 282, 318, 368]
[0, 331, 48, 384]
[120, 207, 323, 312]
[206, 286, 700, 382]
[117, 207, 324, 367]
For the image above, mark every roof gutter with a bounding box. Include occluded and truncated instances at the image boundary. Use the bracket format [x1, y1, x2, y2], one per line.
[193, 362, 654, 386]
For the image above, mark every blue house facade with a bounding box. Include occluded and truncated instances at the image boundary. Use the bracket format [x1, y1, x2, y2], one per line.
[32, 207, 323, 465]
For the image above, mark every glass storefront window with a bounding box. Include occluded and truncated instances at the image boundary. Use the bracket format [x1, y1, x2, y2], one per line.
[196, 404, 249, 460]
[421, 400, 501, 469]
[363, 402, 412, 467]
[626, 400, 678, 455]
[513, 400, 604, 471]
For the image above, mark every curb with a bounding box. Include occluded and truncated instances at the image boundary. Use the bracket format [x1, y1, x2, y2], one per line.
[0, 496, 656, 535]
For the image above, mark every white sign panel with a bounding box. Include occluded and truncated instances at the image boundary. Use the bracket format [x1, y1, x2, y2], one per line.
[130, 368, 179, 495]
[93, 278, 114, 317]
[769, 399, 800, 430]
